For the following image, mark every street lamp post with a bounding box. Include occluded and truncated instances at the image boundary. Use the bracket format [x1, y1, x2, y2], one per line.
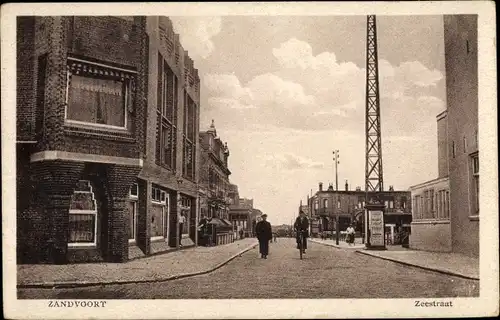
[333, 150, 339, 191]
[332, 150, 340, 244]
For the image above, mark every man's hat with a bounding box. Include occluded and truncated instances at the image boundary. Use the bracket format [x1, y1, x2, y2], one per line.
[262, 214, 268, 217]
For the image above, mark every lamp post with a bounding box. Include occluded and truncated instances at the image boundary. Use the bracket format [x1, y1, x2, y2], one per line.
[333, 150, 339, 191]
[332, 150, 340, 244]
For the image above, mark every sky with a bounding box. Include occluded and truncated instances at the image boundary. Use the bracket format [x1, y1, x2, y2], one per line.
[170, 15, 446, 225]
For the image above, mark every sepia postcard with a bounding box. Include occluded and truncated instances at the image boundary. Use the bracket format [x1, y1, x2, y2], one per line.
[2, 1, 498, 319]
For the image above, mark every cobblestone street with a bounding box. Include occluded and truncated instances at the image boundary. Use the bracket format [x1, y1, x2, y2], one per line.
[18, 238, 478, 299]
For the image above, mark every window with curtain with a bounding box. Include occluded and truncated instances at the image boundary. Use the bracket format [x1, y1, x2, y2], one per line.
[65, 58, 135, 129]
[68, 180, 97, 246]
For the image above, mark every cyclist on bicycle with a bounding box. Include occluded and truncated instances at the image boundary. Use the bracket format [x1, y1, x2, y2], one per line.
[294, 210, 309, 254]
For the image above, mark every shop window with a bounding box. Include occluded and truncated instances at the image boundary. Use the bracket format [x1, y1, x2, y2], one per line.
[150, 205, 164, 238]
[151, 187, 167, 240]
[65, 57, 135, 130]
[68, 180, 97, 246]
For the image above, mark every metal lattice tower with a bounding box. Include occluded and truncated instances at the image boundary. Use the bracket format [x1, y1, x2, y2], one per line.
[365, 15, 384, 193]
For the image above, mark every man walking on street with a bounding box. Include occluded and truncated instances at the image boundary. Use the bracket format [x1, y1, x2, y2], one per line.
[294, 210, 309, 254]
[255, 214, 272, 259]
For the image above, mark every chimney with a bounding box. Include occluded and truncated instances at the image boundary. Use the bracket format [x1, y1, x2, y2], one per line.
[345, 180, 349, 191]
[319, 182, 323, 191]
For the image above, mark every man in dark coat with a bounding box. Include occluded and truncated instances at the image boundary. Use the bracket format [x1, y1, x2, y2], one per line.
[255, 214, 272, 259]
[294, 210, 309, 254]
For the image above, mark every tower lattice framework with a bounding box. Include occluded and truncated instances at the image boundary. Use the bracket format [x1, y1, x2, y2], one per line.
[365, 15, 384, 194]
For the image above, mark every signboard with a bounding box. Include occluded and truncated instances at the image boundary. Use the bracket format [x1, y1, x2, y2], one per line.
[368, 210, 384, 247]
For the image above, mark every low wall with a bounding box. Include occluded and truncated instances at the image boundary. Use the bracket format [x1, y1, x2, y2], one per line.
[409, 220, 452, 252]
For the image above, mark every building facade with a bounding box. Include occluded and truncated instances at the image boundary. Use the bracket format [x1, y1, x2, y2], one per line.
[409, 16, 479, 257]
[138, 16, 200, 253]
[229, 197, 254, 237]
[445, 15, 479, 257]
[16, 16, 201, 264]
[309, 182, 412, 243]
[409, 110, 451, 252]
[199, 120, 233, 244]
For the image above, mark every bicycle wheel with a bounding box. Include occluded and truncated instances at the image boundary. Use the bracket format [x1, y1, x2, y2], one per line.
[299, 233, 303, 260]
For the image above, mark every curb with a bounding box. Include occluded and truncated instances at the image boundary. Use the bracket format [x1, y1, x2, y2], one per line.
[310, 239, 364, 250]
[17, 242, 258, 289]
[355, 250, 480, 281]
[128, 243, 196, 262]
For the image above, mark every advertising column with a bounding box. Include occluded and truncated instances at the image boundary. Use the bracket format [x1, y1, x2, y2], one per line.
[364, 203, 386, 250]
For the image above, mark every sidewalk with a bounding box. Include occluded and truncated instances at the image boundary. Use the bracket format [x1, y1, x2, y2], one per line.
[310, 238, 365, 249]
[356, 249, 479, 280]
[17, 238, 258, 288]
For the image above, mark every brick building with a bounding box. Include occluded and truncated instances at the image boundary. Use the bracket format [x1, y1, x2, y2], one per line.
[16, 16, 200, 264]
[229, 197, 254, 237]
[410, 15, 479, 256]
[198, 120, 233, 244]
[409, 110, 451, 252]
[309, 182, 411, 244]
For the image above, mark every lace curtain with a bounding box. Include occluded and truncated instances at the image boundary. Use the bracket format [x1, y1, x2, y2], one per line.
[67, 75, 125, 127]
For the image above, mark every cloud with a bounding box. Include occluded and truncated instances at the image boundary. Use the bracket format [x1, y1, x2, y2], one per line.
[266, 153, 325, 170]
[203, 37, 445, 137]
[170, 17, 221, 60]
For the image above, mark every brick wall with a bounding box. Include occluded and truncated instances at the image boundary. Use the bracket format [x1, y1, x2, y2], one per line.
[23, 160, 85, 264]
[17, 17, 36, 141]
[67, 16, 140, 67]
[106, 164, 142, 262]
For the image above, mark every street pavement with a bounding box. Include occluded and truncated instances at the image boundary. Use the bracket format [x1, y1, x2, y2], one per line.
[18, 238, 478, 299]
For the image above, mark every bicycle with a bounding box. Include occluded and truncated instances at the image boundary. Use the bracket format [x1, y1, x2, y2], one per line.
[297, 230, 305, 260]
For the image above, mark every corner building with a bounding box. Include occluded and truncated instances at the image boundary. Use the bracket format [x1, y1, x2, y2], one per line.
[444, 15, 479, 256]
[16, 16, 200, 264]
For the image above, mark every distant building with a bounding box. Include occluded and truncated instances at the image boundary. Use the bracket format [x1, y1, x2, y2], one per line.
[309, 182, 411, 244]
[198, 120, 233, 245]
[410, 15, 479, 256]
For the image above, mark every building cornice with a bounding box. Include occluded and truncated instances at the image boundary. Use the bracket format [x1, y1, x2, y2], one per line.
[30, 151, 143, 167]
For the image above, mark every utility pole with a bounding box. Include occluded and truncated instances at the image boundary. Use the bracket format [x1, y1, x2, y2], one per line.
[333, 150, 339, 191]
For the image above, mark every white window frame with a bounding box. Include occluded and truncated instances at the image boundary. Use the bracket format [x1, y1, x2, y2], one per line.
[151, 187, 168, 241]
[68, 181, 98, 247]
[470, 153, 479, 217]
[65, 57, 136, 131]
[128, 183, 138, 244]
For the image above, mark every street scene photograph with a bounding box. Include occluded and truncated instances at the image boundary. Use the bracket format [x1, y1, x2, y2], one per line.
[3, 2, 498, 318]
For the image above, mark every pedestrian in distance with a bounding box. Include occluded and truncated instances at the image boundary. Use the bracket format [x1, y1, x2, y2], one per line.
[255, 214, 272, 259]
[294, 210, 309, 254]
[273, 232, 277, 243]
[178, 211, 186, 247]
[239, 228, 244, 240]
[346, 223, 355, 246]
